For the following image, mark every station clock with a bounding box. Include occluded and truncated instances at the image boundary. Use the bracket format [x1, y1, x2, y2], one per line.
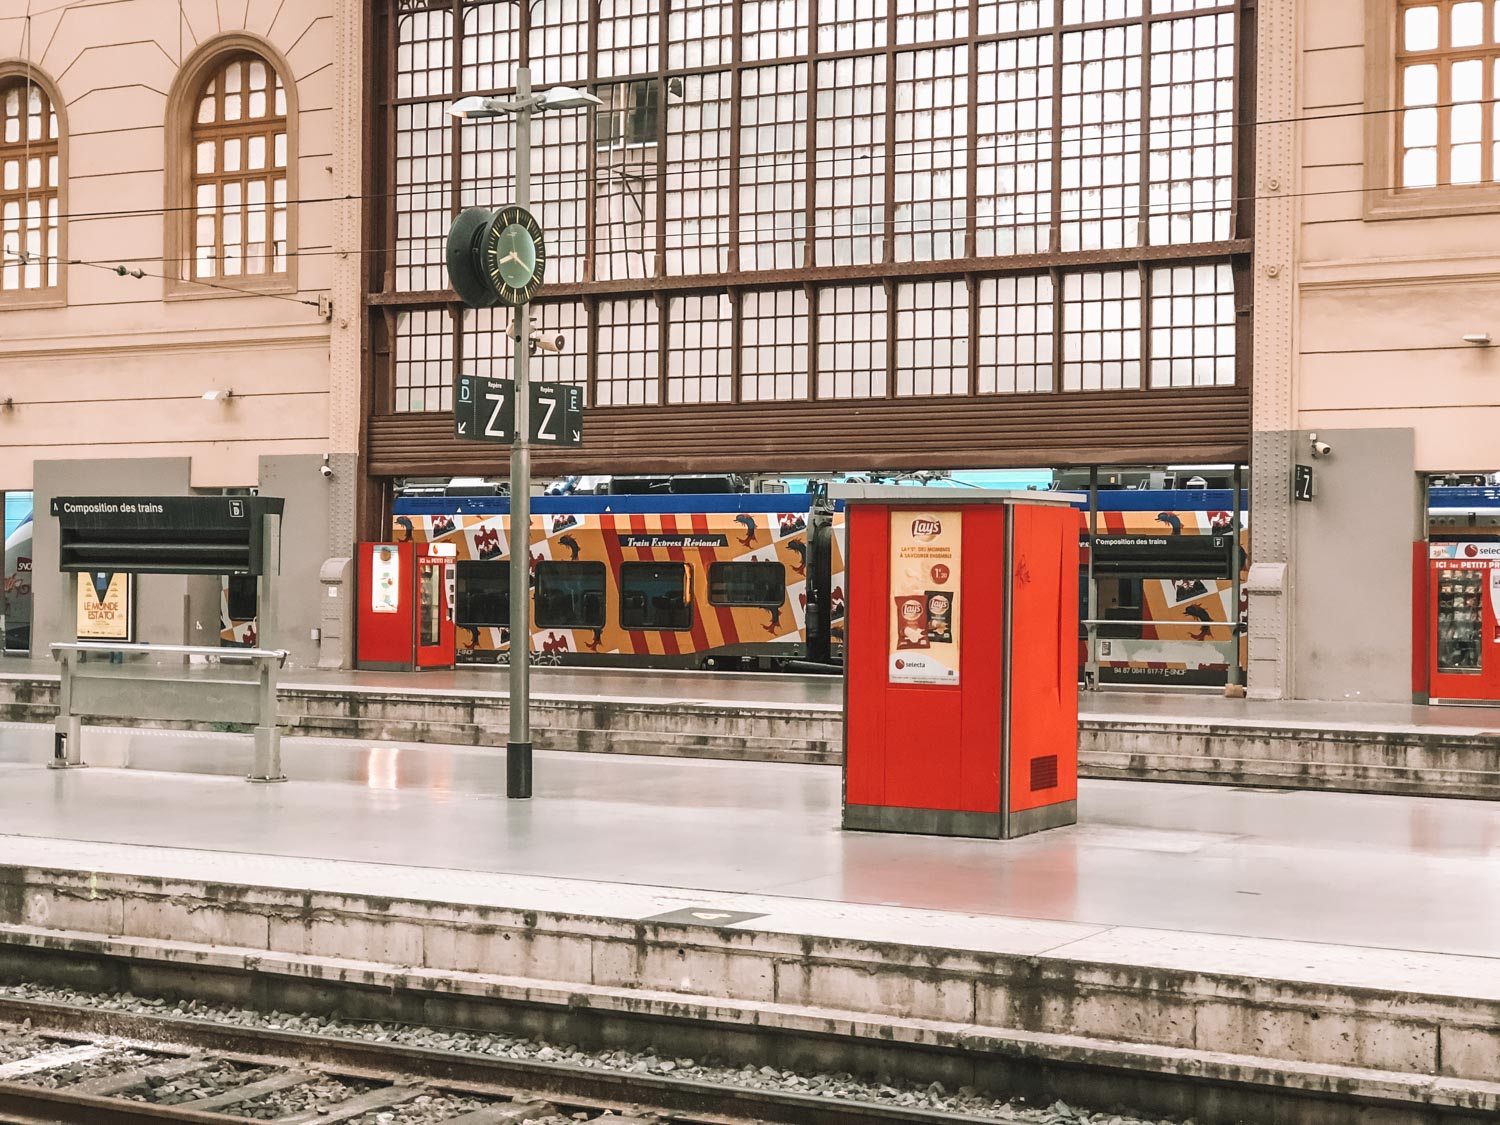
[446, 205, 548, 309]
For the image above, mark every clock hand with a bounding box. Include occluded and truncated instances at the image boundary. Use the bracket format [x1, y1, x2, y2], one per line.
[495, 250, 523, 268]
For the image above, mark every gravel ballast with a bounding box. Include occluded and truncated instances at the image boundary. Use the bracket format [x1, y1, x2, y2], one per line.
[0, 981, 1183, 1125]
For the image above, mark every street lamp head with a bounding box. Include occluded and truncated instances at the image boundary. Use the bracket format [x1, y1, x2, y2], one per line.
[537, 86, 603, 110]
[449, 95, 503, 120]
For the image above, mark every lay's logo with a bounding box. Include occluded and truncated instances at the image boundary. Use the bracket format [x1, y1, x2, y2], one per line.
[911, 518, 942, 541]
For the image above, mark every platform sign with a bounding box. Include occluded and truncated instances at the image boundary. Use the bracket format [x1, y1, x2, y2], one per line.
[888, 510, 962, 686]
[1293, 464, 1314, 503]
[454, 374, 515, 443]
[531, 381, 583, 446]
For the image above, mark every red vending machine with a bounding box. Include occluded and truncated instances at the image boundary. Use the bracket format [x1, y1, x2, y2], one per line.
[837, 486, 1083, 839]
[1427, 542, 1500, 703]
[356, 541, 457, 671]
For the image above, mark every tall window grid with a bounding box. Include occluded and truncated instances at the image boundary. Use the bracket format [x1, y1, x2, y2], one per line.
[461, 1, 518, 93]
[666, 72, 731, 275]
[896, 280, 970, 396]
[597, 297, 660, 406]
[1062, 268, 1142, 391]
[536, 112, 588, 284]
[741, 288, 810, 401]
[815, 55, 886, 267]
[667, 292, 734, 403]
[1148, 261, 1235, 388]
[531, 0, 590, 84]
[894, 47, 969, 261]
[190, 54, 289, 280]
[0, 79, 59, 293]
[1147, 11, 1234, 244]
[976, 37, 1054, 256]
[818, 284, 889, 399]
[1397, 0, 1500, 188]
[595, 81, 659, 282]
[1059, 24, 1143, 251]
[977, 274, 1055, 393]
[396, 98, 453, 291]
[394, 307, 454, 413]
[739, 63, 809, 271]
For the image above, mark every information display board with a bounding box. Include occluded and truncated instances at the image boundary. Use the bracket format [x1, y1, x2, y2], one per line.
[888, 510, 962, 685]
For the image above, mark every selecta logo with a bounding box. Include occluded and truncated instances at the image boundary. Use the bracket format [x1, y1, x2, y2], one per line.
[911, 517, 942, 542]
[1466, 543, 1480, 558]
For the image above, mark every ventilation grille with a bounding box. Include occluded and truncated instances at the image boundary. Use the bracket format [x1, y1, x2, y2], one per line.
[1030, 755, 1059, 791]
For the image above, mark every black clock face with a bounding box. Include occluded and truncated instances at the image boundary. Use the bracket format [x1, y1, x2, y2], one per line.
[482, 206, 546, 306]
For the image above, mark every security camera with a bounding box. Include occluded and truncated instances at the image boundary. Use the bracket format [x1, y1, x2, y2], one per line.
[320, 453, 334, 478]
[530, 332, 566, 355]
[1309, 433, 1333, 458]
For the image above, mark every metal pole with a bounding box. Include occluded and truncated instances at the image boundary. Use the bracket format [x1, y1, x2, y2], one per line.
[507, 67, 534, 800]
[1228, 463, 1244, 692]
[1085, 466, 1099, 690]
[250, 513, 285, 782]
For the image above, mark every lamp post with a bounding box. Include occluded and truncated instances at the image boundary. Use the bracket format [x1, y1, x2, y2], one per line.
[451, 70, 599, 799]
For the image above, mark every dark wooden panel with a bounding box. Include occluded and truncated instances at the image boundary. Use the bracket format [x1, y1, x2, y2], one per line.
[367, 386, 1251, 476]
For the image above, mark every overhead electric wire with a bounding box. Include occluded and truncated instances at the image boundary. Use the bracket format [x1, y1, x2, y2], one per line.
[10, 86, 1498, 230]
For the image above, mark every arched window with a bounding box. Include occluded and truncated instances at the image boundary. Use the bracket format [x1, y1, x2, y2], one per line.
[0, 71, 62, 299]
[188, 52, 289, 279]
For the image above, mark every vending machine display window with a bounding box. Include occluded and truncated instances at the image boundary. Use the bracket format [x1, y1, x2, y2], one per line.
[1436, 569, 1484, 674]
[418, 563, 443, 647]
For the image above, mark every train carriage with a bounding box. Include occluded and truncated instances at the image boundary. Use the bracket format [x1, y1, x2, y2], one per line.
[392, 493, 846, 668]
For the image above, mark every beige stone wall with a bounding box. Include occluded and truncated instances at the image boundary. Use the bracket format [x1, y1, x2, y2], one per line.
[1294, 0, 1500, 471]
[0, 0, 353, 490]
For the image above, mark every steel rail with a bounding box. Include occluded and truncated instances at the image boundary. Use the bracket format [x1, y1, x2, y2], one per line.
[0, 1082, 242, 1125]
[0, 997, 1003, 1125]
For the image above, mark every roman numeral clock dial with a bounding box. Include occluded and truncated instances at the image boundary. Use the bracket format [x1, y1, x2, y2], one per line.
[482, 206, 546, 307]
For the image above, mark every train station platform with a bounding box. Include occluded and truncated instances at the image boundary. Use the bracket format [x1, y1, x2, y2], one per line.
[1, 659, 1498, 797]
[0, 725, 1494, 1119]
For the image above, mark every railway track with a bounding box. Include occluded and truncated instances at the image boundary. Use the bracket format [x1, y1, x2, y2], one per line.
[0, 996, 1005, 1125]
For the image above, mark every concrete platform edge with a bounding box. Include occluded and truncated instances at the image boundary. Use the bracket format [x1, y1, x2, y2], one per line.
[0, 861, 1496, 1108]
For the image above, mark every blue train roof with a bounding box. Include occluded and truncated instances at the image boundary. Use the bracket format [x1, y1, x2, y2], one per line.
[1080, 489, 1248, 511]
[1429, 486, 1500, 509]
[394, 493, 818, 517]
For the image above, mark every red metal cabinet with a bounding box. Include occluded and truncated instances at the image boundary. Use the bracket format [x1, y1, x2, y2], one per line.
[839, 488, 1081, 839]
[356, 541, 456, 671]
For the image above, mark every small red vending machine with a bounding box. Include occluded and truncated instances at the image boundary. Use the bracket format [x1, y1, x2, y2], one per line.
[836, 486, 1083, 839]
[1427, 542, 1500, 703]
[356, 541, 457, 671]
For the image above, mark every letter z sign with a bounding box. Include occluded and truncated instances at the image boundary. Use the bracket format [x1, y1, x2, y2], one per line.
[530, 381, 583, 447]
[454, 374, 515, 443]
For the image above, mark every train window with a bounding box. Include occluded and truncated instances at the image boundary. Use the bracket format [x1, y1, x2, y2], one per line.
[456, 560, 508, 626]
[708, 561, 785, 607]
[620, 562, 693, 631]
[535, 561, 607, 629]
[225, 574, 258, 621]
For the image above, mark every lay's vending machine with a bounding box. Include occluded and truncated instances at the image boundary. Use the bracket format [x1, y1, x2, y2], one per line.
[835, 486, 1083, 839]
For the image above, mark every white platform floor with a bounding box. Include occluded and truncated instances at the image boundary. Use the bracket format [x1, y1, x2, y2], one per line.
[0, 722, 1496, 986]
